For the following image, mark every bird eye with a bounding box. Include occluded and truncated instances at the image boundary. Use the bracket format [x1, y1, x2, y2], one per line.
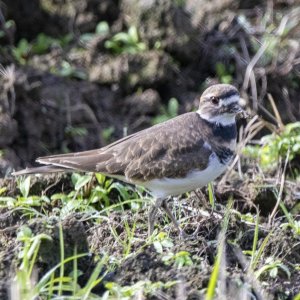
[210, 96, 219, 105]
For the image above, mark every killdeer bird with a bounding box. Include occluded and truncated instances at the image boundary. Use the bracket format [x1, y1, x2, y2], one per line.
[13, 84, 246, 236]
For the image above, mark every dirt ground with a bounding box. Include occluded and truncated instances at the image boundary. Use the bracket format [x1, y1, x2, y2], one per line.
[0, 0, 300, 299]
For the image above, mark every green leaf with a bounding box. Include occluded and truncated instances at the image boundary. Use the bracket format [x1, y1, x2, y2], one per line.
[74, 175, 92, 191]
[269, 267, 278, 278]
[128, 26, 139, 42]
[167, 98, 179, 117]
[17, 225, 33, 239]
[153, 241, 163, 254]
[95, 173, 106, 185]
[96, 21, 109, 35]
[51, 193, 68, 201]
[19, 176, 31, 198]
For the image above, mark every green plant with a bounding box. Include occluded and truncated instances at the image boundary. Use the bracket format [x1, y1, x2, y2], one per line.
[152, 98, 179, 125]
[80, 21, 110, 43]
[105, 26, 146, 55]
[102, 126, 115, 143]
[12, 226, 52, 300]
[244, 122, 300, 169]
[12, 38, 31, 64]
[12, 33, 72, 64]
[205, 199, 232, 300]
[215, 62, 233, 84]
[13, 223, 111, 299]
[255, 257, 290, 279]
[150, 232, 174, 254]
[104, 280, 178, 299]
[207, 182, 215, 210]
[52, 60, 87, 79]
[0, 19, 14, 38]
[65, 126, 88, 138]
[280, 202, 300, 236]
[162, 250, 193, 269]
[0, 176, 50, 215]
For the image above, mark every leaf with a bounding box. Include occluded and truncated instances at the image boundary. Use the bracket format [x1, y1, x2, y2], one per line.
[74, 175, 93, 191]
[167, 98, 179, 117]
[79, 33, 95, 43]
[0, 187, 7, 195]
[95, 173, 106, 185]
[161, 239, 174, 248]
[96, 21, 109, 35]
[269, 267, 278, 278]
[128, 26, 139, 42]
[51, 193, 68, 201]
[17, 225, 33, 239]
[279, 264, 291, 279]
[153, 241, 163, 254]
[19, 176, 31, 198]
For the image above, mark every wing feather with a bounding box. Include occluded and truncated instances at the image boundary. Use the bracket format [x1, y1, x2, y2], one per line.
[13, 112, 213, 180]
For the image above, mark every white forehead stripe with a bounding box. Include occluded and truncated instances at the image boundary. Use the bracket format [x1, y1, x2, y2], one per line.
[221, 95, 240, 106]
[203, 94, 239, 107]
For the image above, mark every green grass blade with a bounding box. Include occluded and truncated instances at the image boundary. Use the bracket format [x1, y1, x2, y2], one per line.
[58, 223, 64, 296]
[205, 199, 233, 300]
[207, 183, 215, 209]
[250, 211, 260, 268]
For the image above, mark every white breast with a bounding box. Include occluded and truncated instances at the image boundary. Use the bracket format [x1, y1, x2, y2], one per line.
[142, 152, 229, 198]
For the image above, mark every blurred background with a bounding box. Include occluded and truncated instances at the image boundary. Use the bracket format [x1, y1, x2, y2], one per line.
[0, 0, 299, 176]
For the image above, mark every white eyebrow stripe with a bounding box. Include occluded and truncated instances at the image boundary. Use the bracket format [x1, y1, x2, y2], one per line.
[221, 95, 240, 106]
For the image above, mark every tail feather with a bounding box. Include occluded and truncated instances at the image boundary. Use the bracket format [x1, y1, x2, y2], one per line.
[12, 150, 114, 176]
[11, 165, 69, 176]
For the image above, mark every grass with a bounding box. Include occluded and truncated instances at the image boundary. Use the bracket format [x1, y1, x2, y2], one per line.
[1, 164, 298, 299]
[2, 120, 300, 299]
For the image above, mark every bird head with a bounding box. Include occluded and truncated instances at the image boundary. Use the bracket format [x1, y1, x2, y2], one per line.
[198, 84, 246, 126]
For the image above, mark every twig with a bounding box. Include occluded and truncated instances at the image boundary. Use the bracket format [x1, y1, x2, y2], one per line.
[268, 149, 289, 227]
[267, 94, 284, 131]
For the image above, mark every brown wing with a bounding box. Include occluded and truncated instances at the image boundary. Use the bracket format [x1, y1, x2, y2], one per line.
[14, 113, 212, 180]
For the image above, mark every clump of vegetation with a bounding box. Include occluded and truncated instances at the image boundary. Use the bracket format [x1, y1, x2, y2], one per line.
[215, 62, 234, 84]
[105, 26, 147, 55]
[12, 33, 72, 64]
[244, 122, 300, 170]
[79, 21, 110, 43]
[152, 97, 179, 124]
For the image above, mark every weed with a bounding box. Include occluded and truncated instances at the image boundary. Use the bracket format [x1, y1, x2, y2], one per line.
[11, 223, 111, 299]
[207, 182, 215, 210]
[101, 126, 115, 143]
[280, 201, 300, 236]
[79, 21, 110, 43]
[105, 26, 147, 55]
[11, 226, 52, 300]
[51, 60, 87, 80]
[255, 257, 291, 280]
[205, 200, 233, 300]
[215, 62, 234, 84]
[12, 33, 72, 65]
[150, 231, 174, 254]
[152, 97, 179, 125]
[104, 280, 178, 299]
[244, 122, 300, 170]
[162, 250, 193, 269]
[0, 19, 14, 39]
[12, 38, 30, 65]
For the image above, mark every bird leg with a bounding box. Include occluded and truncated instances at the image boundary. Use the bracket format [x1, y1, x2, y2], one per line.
[148, 197, 163, 236]
[148, 197, 183, 236]
[148, 197, 200, 239]
[162, 198, 200, 239]
[161, 198, 181, 232]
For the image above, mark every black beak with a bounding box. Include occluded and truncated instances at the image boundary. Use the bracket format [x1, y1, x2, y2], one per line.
[231, 100, 249, 119]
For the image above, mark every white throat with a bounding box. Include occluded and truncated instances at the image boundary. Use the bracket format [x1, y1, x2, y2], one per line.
[197, 110, 236, 126]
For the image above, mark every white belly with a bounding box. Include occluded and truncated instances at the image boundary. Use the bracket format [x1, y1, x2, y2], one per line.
[142, 153, 228, 198]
